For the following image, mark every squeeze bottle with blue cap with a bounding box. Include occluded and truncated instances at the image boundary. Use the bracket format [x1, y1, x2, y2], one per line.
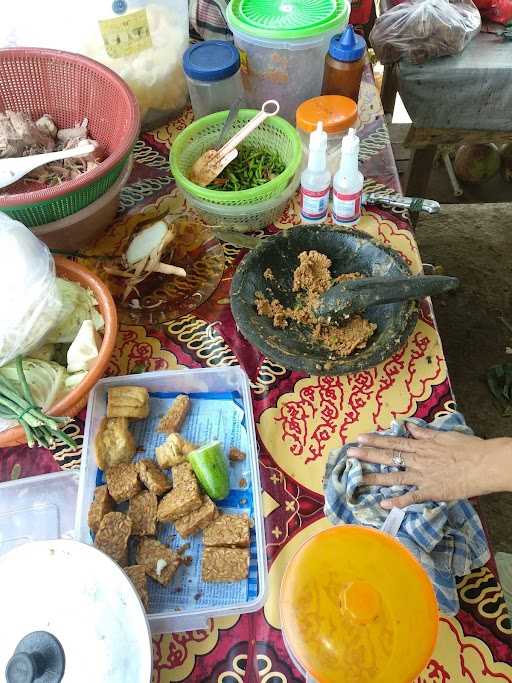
[332, 128, 363, 225]
[322, 25, 366, 102]
[300, 122, 331, 223]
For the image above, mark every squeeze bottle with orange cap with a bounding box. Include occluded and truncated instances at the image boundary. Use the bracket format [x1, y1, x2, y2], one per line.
[300, 121, 331, 223]
[332, 128, 363, 226]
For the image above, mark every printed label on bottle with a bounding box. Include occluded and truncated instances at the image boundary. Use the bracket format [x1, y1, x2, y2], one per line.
[99, 8, 152, 59]
[301, 186, 330, 220]
[333, 188, 362, 223]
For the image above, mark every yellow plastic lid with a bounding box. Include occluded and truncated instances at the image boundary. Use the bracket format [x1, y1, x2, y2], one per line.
[280, 526, 439, 683]
[296, 95, 358, 134]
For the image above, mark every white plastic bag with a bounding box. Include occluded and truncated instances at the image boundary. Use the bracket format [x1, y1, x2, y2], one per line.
[0, 0, 189, 130]
[0, 214, 61, 367]
[370, 0, 481, 65]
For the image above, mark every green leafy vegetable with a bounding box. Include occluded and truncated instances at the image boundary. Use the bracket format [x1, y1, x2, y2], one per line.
[207, 147, 285, 192]
[44, 279, 104, 344]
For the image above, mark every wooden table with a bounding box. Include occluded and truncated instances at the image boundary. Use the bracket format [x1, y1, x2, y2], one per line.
[1, 65, 511, 681]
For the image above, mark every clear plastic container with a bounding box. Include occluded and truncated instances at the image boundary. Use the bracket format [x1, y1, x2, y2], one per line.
[183, 41, 244, 120]
[76, 366, 268, 635]
[226, 0, 350, 123]
[0, 470, 79, 556]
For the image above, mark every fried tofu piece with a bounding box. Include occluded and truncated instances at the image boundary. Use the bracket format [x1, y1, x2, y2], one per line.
[203, 514, 250, 548]
[107, 386, 149, 419]
[229, 447, 246, 462]
[88, 485, 115, 534]
[156, 433, 196, 468]
[157, 394, 190, 434]
[128, 490, 157, 536]
[202, 547, 249, 582]
[136, 459, 172, 496]
[94, 512, 132, 567]
[174, 496, 218, 538]
[171, 461, 197, 488]
[125, 565, 149, 609]
[157, 480, 202, 523]
[136, 538, 180, 585]
[94, 417, 135, 470]
[106, 463, 141, 503]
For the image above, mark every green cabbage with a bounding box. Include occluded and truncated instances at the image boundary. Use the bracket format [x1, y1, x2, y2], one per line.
[44, 279, 104, 344]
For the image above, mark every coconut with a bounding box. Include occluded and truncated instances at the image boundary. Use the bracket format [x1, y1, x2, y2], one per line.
[453, 143, 501, 185]
[500, 143, 512, 183]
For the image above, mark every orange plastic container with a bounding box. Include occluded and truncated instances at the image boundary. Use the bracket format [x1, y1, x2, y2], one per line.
[280, 526, 439, 683]
[0, 256, 118, 448]
[296, 95, 358, 174]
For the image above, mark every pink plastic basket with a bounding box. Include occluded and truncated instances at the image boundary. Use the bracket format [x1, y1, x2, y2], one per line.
[0, 47, 140, 226]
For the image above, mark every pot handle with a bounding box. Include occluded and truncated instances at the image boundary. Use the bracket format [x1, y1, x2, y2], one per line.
[5, 631, 65, 683]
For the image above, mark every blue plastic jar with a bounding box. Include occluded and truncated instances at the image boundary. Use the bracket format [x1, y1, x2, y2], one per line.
[183, 41, 244, 119]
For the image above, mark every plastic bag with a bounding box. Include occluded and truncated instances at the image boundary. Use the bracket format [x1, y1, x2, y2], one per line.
[0, 1, 189, 131]
[370, 0, 481, 64]
[0, 214, 62, 367]
[473, 0, 512, 24]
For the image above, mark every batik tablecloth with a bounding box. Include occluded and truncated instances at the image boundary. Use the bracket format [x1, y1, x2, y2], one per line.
[1, 66, 511, 681]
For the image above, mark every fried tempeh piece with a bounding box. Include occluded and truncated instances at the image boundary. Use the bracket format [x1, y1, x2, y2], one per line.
[171, 461, 197, 488]
[202, 547, 250, 582]
[128, 490, 158, 536]
[174, 496, 218, 538]
[94, 417, 135, 470]
[203, 514, 250, 547]
[136, 538, 181, 585]
[88, 485, 115, 534]
[155, 433, 196, 468]
[157, 394, 190, 434]
[107, 386, 149, 419]
[106, 462, 142, 503]
[94, 512, 132, 567]
[136, 459, 172, 496]
[228, 447, 246, 462]
[157, 481, 203, 522]
[125, 565, 149, 609]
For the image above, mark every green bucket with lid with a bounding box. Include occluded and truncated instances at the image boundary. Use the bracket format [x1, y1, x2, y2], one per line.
[226, 0, 350, 123]
[226, 0, 349, 42]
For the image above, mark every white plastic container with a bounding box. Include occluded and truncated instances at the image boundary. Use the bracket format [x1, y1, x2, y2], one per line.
[333, 127, 364, 225]
[226, 0, 350, 123]
[76, 366, 268, 635]
[183, 41, 244, 119]
[300, 122, 331, 223]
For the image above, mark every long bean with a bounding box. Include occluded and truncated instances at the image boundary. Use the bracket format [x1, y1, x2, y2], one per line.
[0, 357, 77, 449]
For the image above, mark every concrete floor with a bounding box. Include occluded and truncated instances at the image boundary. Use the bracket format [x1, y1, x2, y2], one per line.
[387, 116, 512, 561]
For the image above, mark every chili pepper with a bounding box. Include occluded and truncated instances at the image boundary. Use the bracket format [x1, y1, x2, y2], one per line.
[208, 146, 286, 192]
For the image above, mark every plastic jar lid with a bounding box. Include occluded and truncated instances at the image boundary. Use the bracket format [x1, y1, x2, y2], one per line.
[329, 25, 366, 62]
[280, 526, 439, 683]
[183, 41, 241, 82]
[296, 95, 357, 134]
[226, 0, 349, 41]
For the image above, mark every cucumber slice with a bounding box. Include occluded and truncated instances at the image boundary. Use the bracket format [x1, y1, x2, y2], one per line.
[187, 440, 230, 500]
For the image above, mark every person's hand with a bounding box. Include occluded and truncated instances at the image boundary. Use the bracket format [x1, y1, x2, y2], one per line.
[347, 423, 512, 508]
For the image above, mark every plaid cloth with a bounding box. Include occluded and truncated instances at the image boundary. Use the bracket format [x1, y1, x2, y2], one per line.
[189, 0, 232, 40]
[324, 412, 490, 615]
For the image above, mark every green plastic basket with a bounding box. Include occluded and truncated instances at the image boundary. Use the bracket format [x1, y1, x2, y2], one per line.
[170, 109, 302, 207]
[1, 155, 131, 227]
